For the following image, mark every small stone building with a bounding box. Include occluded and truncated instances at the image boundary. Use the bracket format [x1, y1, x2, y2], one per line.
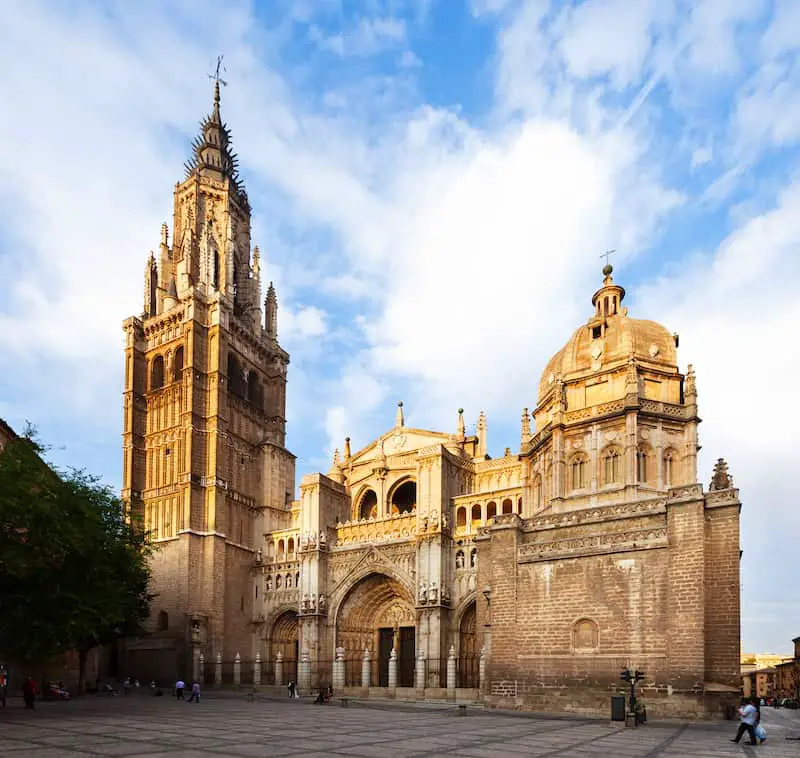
[123, 85, 742, 718]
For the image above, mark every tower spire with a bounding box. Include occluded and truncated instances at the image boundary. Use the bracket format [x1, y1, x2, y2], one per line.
[265, 281, 278, 340]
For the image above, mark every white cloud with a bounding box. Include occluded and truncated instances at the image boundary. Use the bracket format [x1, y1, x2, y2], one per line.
[281, 304, 328, 341]
[558, 0, 661, 88]
[309, 16, 407, 57]
[691, 144, 714, 168]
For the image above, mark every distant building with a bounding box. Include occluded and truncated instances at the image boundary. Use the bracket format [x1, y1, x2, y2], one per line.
[775, 637, 800, 701]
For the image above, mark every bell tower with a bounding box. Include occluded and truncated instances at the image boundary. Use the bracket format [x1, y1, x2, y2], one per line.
[121, 78, 295, 675]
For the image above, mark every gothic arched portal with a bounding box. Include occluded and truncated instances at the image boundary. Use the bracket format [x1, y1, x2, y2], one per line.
[335, 572, 415, 687]
[269, 610, 298, 684]
[458, 599, 478, 687]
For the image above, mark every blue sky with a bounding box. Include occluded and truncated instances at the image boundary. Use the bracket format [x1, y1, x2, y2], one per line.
[1, 0, 799, 654]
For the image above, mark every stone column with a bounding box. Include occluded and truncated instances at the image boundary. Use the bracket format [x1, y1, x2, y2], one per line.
[275, 652, 283, 686]
[214, 652, 222, 687]
[192, 647, 200, 682]
[254, 652, 262, 686]
[447, 645, 456, 691]
[333, 646, 345, 690]
[298, 648, 311, 692]
[198, 653, 205, 684]
[388, 649, 397, 689]
[233, 652, 241, 687]
[361, 648, 371, 688]
[415, 649, 426, 691]
[479, 647, 486, 690]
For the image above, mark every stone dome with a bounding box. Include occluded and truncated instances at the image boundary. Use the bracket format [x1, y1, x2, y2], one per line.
[537, 267, 678, 403]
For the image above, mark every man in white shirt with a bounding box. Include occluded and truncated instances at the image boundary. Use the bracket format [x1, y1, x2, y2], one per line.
[175, 679, 185, 700]
[731, 698, 758, 745]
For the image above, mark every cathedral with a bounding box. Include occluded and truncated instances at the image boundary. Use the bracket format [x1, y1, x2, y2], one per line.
[121, 84, 742, 718]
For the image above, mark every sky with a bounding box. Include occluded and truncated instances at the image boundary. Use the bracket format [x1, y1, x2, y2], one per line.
[0, 0, 798, 655]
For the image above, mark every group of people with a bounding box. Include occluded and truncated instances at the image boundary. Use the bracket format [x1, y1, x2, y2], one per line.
[174, 679, 201, 702]
[732, 697, 767, 745]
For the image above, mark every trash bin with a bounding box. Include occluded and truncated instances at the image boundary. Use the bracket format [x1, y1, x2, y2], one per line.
[611, 695, 626, 721]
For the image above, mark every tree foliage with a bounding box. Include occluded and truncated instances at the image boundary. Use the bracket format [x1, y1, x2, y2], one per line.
[0, 434, 151, 666]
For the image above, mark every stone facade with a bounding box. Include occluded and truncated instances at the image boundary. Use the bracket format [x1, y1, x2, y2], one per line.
[120, 83, 295, 680]
[124, 88, 742, 718]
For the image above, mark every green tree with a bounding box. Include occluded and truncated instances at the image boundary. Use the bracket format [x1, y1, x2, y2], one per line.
[0, 433, 151, 691]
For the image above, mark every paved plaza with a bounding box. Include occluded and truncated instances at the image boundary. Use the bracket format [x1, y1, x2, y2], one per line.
[2, 694, 800, 757]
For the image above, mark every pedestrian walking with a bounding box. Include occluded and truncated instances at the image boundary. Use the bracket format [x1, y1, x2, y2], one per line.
[187, 680, 200, 703]
[731, 697, 758, 745]
[175, 679, 185, 700]
[22, 676, 36, 710]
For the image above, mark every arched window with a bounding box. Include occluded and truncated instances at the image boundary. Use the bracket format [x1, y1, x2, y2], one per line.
[247, 369, 259, 405]
[358, 489, 378, 520]
[213, 251, 220, 289]
[517, 497, 523, 514]
[486, 501, 497, 520]
[501, 498, 513, 514]
[470, 504, 482, 526]
[157, 610, 169, 632]
[287, 537, 294, 557]
[532, 476, 542, 509]
[572, 618, 598, 651]
[277, 539, 285, 561]
[456, 507, 467, 529]
[637, 446, 651, 484]
[173, 346, 184, 382]
[150, 355, 165, 390]
[295, 572, 300, 588]
[570, 455, 587, 490]
[602, 448, 621, 485]
[390, 480, 417, 514]
[664, 450, 676, 487]
[228, 354, 244, 398]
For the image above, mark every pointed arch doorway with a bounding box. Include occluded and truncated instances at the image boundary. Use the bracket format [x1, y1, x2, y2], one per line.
[269, 610, 298, 684]
[336, 572, 416, 687]
[458, 599, 478, 687]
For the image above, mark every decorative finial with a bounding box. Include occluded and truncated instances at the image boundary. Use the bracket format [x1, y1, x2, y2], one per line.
[520, 408, 531, 442]
[396, 401, 405, 428]
[332, 448, 341, 466]
[208, 55, 227, 103]
[600, 249, 615, 279]
[160, 222, 169, 247]
[457, 408, 465, 438]
[685, 364, 697, 398]
[344, 436, 351, 459]
[710, 458, 733, 491]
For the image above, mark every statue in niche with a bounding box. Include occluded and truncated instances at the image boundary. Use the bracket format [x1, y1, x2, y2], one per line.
[456, 551, 465, 569]
[265, 575, 272, 591]
[418, 582, 428, 604]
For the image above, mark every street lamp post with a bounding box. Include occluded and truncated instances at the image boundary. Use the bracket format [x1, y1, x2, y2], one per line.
[620, 668, 645, 717]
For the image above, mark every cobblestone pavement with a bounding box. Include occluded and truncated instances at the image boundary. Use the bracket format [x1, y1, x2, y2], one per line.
[2, 695, 800, 757]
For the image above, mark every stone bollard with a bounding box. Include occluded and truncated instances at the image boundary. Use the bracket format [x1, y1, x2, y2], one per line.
[388, 648, 397, 689]
[192, 647, 201, 683]
[275, 652, 283, 686]
[234, 652, 241, 687]
[298, 648, 311, 693]
[333, 646, 345, 690]
[447, 645, 456, 690]
[254, 652, 262, 686]
[479, 646, 486, 690]
[361, 648, 371, 688]
[415, 649, 426, 690]
[215, 652, 222, 687]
